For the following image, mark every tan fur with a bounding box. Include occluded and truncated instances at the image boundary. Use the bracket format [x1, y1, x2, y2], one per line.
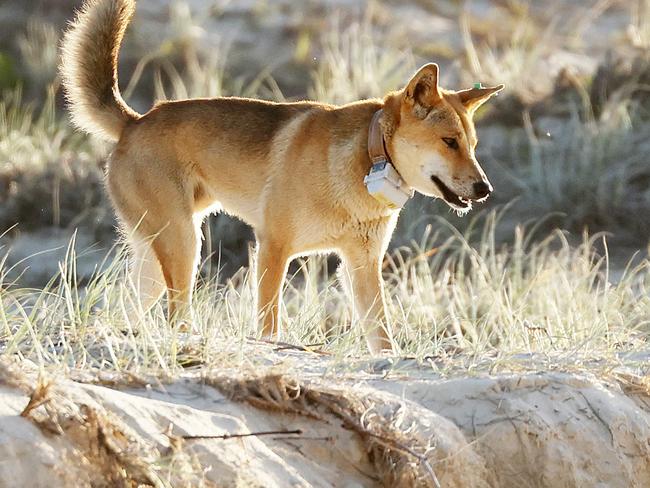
[61, 0, 503, 354]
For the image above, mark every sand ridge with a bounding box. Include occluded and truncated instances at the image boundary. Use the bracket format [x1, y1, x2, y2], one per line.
[2, 350, 650, 487]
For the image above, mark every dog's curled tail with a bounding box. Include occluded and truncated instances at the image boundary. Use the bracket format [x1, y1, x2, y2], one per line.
[60, 0, 139, 142]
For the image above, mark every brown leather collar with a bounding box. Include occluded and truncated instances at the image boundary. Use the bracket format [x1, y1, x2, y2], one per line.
[368, 109, 391, 164]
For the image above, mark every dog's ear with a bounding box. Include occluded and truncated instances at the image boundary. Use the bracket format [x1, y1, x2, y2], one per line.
[457, 84, 504, 113]
[403, 63, 441, 114]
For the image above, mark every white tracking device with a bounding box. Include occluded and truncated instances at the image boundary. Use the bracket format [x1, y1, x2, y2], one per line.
[364, 160, 413, 209]
[365, 109, 414, 209]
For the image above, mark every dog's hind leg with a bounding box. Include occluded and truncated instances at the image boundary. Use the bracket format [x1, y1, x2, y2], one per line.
[109, 161, 203, 326]
[149, 216, 203, 325]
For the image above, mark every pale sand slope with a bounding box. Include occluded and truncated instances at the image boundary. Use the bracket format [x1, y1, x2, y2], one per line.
[1, 347, 650, 488]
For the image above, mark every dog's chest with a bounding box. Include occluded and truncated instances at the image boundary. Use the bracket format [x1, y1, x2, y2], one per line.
[290, 205, 397, 254]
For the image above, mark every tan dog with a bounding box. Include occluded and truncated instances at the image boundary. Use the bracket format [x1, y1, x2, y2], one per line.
[61, 0, 503, 353]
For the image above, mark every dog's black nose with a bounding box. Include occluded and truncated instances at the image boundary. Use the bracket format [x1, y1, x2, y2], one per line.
[473, 181, 492, 199]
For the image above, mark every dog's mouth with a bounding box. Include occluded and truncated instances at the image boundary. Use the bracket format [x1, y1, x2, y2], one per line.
[430, 176, 471, 210]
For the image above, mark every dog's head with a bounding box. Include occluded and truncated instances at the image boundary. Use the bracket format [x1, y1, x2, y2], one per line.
[385, 63, 504, 212]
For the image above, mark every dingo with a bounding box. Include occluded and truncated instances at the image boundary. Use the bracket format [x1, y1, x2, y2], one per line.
[61, 0, 503, 353]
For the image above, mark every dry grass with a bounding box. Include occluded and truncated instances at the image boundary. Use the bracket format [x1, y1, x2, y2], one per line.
[16, 20, 60, 94]
[628, 0, 650, 49]
[461, 12, 556, 102]
[308, 15, 415, 104]
[1, 210, 648, 374]
[0, 1, 648, 380]
[0, 88, 109, 233]
[501, 110, 650, 236]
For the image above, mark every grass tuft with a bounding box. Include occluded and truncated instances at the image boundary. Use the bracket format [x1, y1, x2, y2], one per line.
[502, 109, 650, 237]
[17, 20, 60, 94]
[1, 210, 648, 373]
[308, 16, 414, 104]
[0, 88, 108, 232]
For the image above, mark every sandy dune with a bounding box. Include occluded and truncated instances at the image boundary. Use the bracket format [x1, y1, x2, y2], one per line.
[2, 346, 650, 488]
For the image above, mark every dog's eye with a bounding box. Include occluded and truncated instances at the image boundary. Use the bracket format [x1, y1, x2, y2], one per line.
[442, 137, 459, 150]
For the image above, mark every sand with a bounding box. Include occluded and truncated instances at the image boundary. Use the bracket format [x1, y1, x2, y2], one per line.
[1, 345, 650, 488]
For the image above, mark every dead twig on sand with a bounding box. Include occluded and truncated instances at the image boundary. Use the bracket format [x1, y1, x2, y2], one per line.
[182, 428, 303, 440]
[246, 336, 332, 355]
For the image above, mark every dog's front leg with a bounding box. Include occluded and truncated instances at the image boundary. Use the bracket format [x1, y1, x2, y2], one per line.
[339, 246, 394, 354]
[256, 238, 290, 339]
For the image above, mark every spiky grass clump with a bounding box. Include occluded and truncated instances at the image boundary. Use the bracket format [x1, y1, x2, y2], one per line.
[628, 0, 650, 49]
[17, 20, 60, 94]
[308, 16, 414, 104]
[500, 110, 650, 237]
[461, 12, 558, 102]
[0, 88, 99, 171]
[389, 216, 650, 361]
[1, 210, 648, 374]
[0, 89, 109, 231]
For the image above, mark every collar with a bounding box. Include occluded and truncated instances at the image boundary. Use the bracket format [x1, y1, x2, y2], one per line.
[365, 109, 413, 209]
[368, 109, 390, 164]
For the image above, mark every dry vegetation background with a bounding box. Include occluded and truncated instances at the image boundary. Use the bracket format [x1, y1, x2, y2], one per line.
[1, 1, 650, 486]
